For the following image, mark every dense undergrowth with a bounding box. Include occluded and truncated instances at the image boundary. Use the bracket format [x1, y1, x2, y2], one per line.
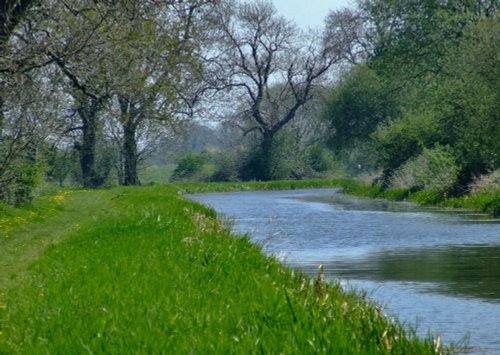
[0, 184, 436, 353]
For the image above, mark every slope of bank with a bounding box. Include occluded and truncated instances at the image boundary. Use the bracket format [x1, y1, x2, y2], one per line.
[343, 184, 500, 217]
[1, 185, 435, 353]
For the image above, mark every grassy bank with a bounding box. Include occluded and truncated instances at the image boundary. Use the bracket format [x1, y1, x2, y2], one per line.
[343, 184, 500, 217]
[174, 178, 356, 194]
[0, 184, 435, 353]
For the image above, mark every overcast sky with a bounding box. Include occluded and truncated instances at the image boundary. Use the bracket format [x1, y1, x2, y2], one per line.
[272, 0, 355, 29]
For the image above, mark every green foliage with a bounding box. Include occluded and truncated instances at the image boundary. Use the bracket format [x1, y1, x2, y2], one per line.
[43, 146, 78, 187]
[372, 111, 443, 171]
[335, 141, 379, 175]
[322, 65, 399, 152]
[441, 191, 500, 217]
[469, 170, 500, 195]
[239, 133, 303, 181]
[390, 145, 460, 196]
[435, 18, 500, 180]
[210, 150, 239, 182]
[0, 185, 435, 353]
[344, 179, 499, 216]
[0, 156, 41, 206]
[306, 144, 337, 173]
[170, 152, 212, 182]
[352, 2, 498, 193]
[362, 0, 489, 82]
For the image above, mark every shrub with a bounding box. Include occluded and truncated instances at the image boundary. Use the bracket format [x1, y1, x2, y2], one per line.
[170, 152, 210, 182]
[306, 144, 336, 173]
[0, 158, 41, 206]
[390, 145, 460, 196]
[469, 170, 500, 195]
[210, 150, 239, 182]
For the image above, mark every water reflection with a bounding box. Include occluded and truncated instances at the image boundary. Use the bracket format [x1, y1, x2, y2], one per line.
[293, 245, 500, 303]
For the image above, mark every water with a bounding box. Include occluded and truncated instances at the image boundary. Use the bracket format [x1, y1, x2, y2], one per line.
[190, 189, 500, 353]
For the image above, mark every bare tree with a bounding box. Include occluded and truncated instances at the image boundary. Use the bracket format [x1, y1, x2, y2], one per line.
[324, 7, 373, 65]
[206, 0, 342, 180]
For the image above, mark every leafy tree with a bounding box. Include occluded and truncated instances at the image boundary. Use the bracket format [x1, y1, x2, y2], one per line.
[359, 0, 496, 82]
[433, 18, 500, 185]
[349, 0, 498, 191]
[322, 64, 399, 153]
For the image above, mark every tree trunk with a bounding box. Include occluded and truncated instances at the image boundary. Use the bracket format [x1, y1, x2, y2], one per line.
[76, 96, 100, 188]
[256, 131, 274, 181]
[122, 118, 140, 186]
[118, 96, 140, 186]
[0, 91, 4, 137]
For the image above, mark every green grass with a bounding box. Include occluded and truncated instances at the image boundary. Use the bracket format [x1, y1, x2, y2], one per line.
[440, 190, 500, 217]
[343, 183, 500, 217]
[0, 184, 435, 353]
[139, 164, 176, 184]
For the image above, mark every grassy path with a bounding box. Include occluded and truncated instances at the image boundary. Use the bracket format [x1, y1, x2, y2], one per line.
[0, 190, 113, 289]
[1, 184, 435, 353]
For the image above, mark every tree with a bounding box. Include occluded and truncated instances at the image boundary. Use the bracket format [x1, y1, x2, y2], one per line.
[106, 0, 215, 185]
[359, 0, 497, 82]
[322, 64, 399, 153]
[0, 0, 36, 132]
[345, 0, 498, 190]
[435, 18, 500, 186]
[207, 0, 342, 180]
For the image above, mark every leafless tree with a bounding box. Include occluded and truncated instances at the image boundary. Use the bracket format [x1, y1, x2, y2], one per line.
[205, 0, 344, 179]
[324, 7, 373, 65]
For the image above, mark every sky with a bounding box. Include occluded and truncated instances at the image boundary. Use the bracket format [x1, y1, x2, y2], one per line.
[272, 0, 355, 29]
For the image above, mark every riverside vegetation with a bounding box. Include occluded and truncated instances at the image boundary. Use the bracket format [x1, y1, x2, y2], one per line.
[0, 183, 440, 353]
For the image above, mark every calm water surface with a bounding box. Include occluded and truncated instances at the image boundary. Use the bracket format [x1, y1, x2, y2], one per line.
[190, 189, 500, 353]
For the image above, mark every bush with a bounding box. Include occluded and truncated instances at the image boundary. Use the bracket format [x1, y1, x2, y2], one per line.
[390, 145, 460, 196]
[306, 144, 336, 173]
[170, 152, 213, 182]
[469, 170, 500, 195]
[210, 150, 239, 182]
[0, 158, 41, 206]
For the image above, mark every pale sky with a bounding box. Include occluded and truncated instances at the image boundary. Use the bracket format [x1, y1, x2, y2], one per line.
[272, 0, 355, 29]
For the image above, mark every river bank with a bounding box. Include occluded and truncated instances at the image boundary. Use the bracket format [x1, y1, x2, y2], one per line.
[0, 185, 435, 353]
[342, 183, 500, 217]
[191, 188, 500, 352]
[175, 178, 500, 217]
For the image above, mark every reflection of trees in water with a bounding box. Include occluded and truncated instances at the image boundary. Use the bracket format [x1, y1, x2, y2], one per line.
[321, 246, 500, 303]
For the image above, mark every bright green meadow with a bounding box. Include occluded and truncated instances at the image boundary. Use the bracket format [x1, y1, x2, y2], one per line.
[0, 183, 438, 353]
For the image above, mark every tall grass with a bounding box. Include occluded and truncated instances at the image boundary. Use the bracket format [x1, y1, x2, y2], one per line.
[0, 185, 435, 353]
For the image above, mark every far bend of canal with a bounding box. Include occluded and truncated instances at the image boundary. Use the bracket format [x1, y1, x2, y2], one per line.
[190, 189, 500, 353]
